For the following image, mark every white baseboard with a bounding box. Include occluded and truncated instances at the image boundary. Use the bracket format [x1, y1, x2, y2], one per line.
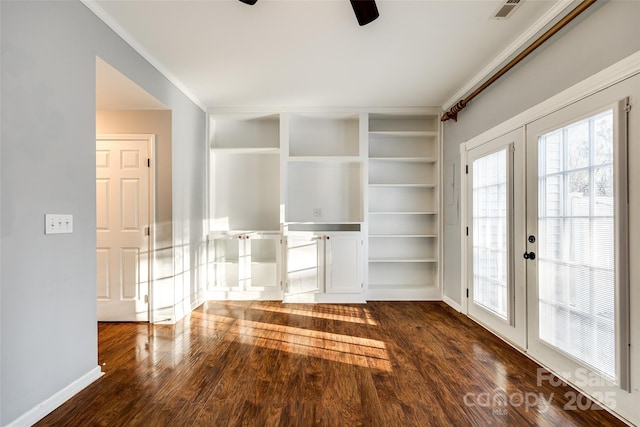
[366, 287, 442, 301]
[443, 295, 462, 312]
[7, 366, 103, 427]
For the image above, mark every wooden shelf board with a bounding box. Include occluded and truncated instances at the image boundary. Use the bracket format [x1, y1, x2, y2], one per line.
[369, 234, 437, 238]
[211, 147, 279, 154]
[287, 156, 361, 163]
[369, 157, 437, 163]
[368, 257, 437, 263]
[369, 131, 438, 137]
[368, 211, 437, 215]
[369, 183, 436, 188]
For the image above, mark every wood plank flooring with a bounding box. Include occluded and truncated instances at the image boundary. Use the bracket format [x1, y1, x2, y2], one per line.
[37, 301, 626, 426]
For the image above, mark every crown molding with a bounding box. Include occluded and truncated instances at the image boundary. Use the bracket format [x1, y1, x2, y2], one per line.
[82, 0, 207, 112]
[441, 0, 575, 112]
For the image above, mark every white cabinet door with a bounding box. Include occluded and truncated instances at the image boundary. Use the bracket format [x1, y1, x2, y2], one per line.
[208, 234, 242, 291]
[325, 233, 362, 294]
[285, 233, 323, 295]
[244, 233, 281, 292]
[285, 231, 363, 296]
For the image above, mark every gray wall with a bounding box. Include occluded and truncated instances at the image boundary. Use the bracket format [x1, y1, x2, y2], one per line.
[442, 1, 640, 305]
[0, 1, 206, 424]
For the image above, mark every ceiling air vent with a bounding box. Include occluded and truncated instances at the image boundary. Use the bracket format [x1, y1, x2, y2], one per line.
[493, 0, 522, 19]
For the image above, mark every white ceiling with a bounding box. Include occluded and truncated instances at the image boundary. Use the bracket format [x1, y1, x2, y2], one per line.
[96, 56, 168, 110]
[89, 0, 566, 110]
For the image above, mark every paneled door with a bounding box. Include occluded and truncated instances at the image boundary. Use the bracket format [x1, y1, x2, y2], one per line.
[96, 135, 152, 322]
[465, 129, 527, 348]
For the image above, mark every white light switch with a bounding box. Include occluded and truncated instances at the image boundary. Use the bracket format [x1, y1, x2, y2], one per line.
[45, 214, 73, 234]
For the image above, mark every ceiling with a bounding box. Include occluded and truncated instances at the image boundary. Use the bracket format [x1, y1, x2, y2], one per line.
[89, 0, 567, 111]
[96, 57, 168, 110]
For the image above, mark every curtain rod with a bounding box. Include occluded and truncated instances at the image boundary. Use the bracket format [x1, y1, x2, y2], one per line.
[441, 0, 598, 123]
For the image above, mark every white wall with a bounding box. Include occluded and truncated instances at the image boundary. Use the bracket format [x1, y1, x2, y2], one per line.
[0, 1, 206, 424]
[442, 1, 640, 305]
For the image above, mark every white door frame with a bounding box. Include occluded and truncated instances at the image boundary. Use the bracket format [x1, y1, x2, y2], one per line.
[96, 133, 156, 323]
[462, 129, 527, 349]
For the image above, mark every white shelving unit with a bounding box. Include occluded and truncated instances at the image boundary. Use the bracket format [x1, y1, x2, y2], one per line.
[367, 113, 441, 300]
[207, 113, 283, 299]
[282, 113, 366, 303]
[206, 110, 441, 303]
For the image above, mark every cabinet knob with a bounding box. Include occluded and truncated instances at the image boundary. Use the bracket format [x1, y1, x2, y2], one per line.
[326, 236, 330, 240]
[238, 235, 243, 239]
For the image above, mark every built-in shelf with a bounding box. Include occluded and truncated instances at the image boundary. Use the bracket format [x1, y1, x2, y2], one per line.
[369, 183, 436, 188]
[369, 156, 437, 163]
[211, 147, 280, 154]
[287, 156, 361, 163]
[207, 110, 440, 302]
[369, 211, 437, 215]
[369, 257, 437, 263]
[369, 234, 437, 238]
[366, 112, 440, 301]
[369, 130, 438, 137]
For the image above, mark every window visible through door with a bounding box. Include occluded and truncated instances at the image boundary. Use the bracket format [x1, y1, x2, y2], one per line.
[536, 109, 617, 378]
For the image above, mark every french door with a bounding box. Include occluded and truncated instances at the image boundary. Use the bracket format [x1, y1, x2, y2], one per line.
[466, 129, 526, 348]
[526, 91, 630, 391]
[462, 73, 637, 420]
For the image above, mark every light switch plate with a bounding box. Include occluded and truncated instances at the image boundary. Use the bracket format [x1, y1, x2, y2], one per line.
[45, 214, 73, 234]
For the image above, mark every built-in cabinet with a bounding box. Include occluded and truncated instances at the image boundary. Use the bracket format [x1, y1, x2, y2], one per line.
[207, 232, 281, 299]
[207, 110, 440, 302]
[284, 231, 363, 302]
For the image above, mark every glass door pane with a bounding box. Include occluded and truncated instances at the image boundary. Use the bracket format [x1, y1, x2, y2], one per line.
[472, 148, 509, 319]
[537, 109, 617, 378]
[465, 128, 526, 348]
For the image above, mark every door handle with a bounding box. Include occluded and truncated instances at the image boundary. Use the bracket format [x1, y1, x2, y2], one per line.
[523, 251, 536, 260]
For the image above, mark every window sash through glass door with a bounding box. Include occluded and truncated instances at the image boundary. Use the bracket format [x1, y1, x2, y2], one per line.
[536, 108, 620, 380]
[472, 148, 511, 321]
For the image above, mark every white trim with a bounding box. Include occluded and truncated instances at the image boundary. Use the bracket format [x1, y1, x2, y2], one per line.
[459, 144, 469, 314]
[207, 106, 442, 115]
[443, 295, 462, 312]
[6, 366, 103, 427]
[442, 0, 575, 111]
[81, 0, 206, 112]
[463, 50, 640, 151]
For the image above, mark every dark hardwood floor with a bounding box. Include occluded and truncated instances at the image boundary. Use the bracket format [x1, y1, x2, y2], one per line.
[37, 301, 626, 426]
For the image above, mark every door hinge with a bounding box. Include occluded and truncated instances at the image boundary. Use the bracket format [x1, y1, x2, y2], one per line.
[144, 226, 150, 236]
[147, 158, 151, 167]
[466, 227, 469, 236]
[144, 294, 149, 303]
[465, 165, 469, 174]
[466, 288, 469, 298]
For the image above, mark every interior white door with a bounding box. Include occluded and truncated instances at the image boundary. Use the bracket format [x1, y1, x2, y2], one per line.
[466, 129, 526, 348]
[96, 136, 150, 322]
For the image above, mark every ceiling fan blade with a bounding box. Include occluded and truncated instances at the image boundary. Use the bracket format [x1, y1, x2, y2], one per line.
[350, 0, 379, 26]
[239, 0, 258, 5]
